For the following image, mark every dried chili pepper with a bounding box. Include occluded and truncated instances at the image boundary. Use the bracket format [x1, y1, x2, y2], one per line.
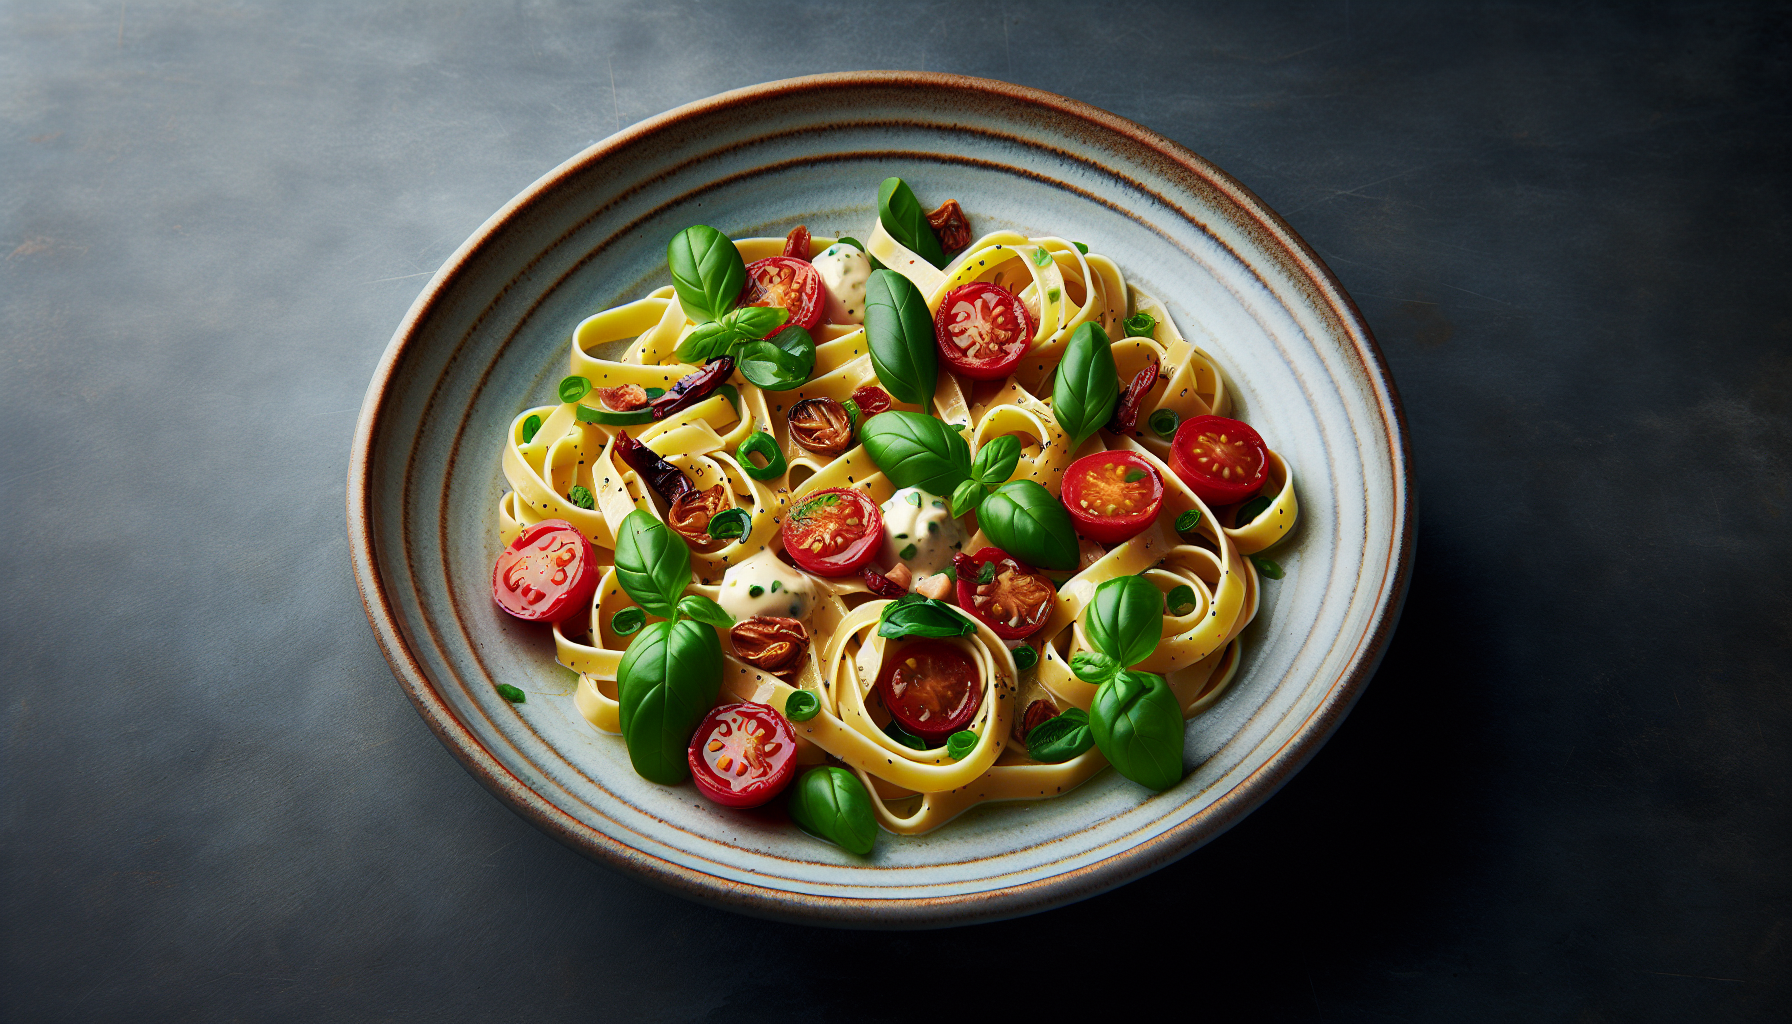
[650, 356, 734, 421]
[1106, 362, 1161, 435]
[614, 431, 693, 503]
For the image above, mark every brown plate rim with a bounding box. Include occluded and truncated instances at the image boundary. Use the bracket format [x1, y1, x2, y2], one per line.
[346, 70, 1416, 928]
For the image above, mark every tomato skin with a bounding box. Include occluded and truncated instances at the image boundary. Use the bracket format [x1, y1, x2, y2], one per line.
[1060, 451, 1166, 544]
[687, 702, 798, 808]
[741, 256, 824, 332]
[933, 282, 1035, 380]
[876, 639, 983, 745]
[781, 487, 883, 577]
[850, 385, 891, 417]
[1169, 415, 1269, 506]
[952, 547, 1056, 640]
[491, 519, 598, 623]
[781, 225, 811, 261]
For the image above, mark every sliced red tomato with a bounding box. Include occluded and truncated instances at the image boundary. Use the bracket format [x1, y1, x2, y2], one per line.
[953, 548, 1056, 640]
[933, 282, 1035, 380]
[491, 519, 597, 623]
[1060, 451, 1166, 544]
[687, 702, 797, 808]
[781, 487, 883, 576]
[741, 256, 824, 332]
[876, 639, 982, 745]
[1169, 415, 1269, 506]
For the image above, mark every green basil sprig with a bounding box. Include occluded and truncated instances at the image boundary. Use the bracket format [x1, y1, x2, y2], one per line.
[787, 766, 878, 854]
[1027, 707, 1094, 763]
[877, 594, 975, 640]
[1068, 650, 1120, 687]
[948, 479, 984, 519]
[615, 617, 724, 785]
[877, 177, 947, 269]
[1089, 669, 1183, 791]
[613, 510, 690, 618]
[676, 593, 735, 629]
[977, 480, 1079, 570]
[666, 225, 746, 325]
[737, 326, 816, 391]
[864, 270, 938, 408]
[1051, 322, 1120, 447]
[970, 434, 1021, 488]
[859, 411, 971, 497]
[1084, 576, 1163, 668]
[675, 305, 791, 364]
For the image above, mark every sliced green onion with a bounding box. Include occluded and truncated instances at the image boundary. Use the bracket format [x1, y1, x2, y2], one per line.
[842, 398, 862, 431]
[899, 544, 918, 560]
[496, 684, 526, 704]
[1251, 556, 1285, 580]
[769, 580, 781, 593]
[1123, 312, 1157, 338]
[708, 507, 752, 542]
[1174, 508, 1203, 533]
[521, 414, 542, 443]
[736, 431, 787, 480]
[1149, 408, 1179, 440]
[567, 485, 595, 510]
[575, 403, 652, 426]
[1235, 496, 1272, 527]
[558, 375, 592, 404]
[946, 731, 978, 760]
[611, 607, 645, 636]
[1072, 241, 1089, 254]
[1165, 585, 1197, 616]
[784, 689, 820, 722]
[644, 387, 666, 400]
[1012, 645, 1039, 671]
[1030, 246, 1053, 267]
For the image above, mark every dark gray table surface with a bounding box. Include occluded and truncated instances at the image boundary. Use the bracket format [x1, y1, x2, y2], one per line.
[4, 2, 1787, 1020]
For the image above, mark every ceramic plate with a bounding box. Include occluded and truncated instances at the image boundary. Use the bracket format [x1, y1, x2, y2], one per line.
[348, 72, 1413, 927]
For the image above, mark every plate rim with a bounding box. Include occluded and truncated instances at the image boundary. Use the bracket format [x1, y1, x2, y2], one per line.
[346, 70, 1416, 928]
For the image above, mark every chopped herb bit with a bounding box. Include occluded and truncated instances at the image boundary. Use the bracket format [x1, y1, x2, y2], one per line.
[900, 544, 918, 560]
[558, 375, 592, 404]
[977, 561, 996, 585]
[496, 684, 526, 704]
[1175, 509, 1203, 532]
[896, 533, 908, 540]
[611, 607, 645, 636]
[792, 493, 841, 522]
[1251, 556, 1285, 580]
[644, 387, 666, 400]
[1124, 469, 1146, 483]
[749, 585, 765, 598]
[1047, 287, 1061, 303]
[1073, 241, 1089, 254]
[1124, 312, 1157, 338]
[1030, 246, 1053, 267]
[568, 485, 595, 509]
[770, 580, 782, 593]
[521, 414, 542, 443]
[931, 500, 944, 509]
[1012, 645, 1039, 671]
[927, 521, 939, 534]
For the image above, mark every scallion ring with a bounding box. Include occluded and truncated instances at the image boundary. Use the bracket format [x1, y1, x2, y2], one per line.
[784, 689, 820, 722]
[1165, 585, 1197, 616]
[1123, 312, 1157, 338]
[1149, 408, 1179, 440]
[1012, 645, 1039, 671]
[946, 731, 979, 760]
[521, 414, 542, 443]
[1174, 509, 1203, 533]
[611, 607, 646, 636]
[736, 431, 786, 480]
[558, 375, 592, 404]
[842, 398, 862, 431]
[708, 507, 751, 542]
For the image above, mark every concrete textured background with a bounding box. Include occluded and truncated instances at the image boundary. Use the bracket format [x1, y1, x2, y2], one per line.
[3, 2, 1787, 1020]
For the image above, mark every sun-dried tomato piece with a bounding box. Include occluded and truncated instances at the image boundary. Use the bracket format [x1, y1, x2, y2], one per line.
[1106, 362, 1161, 435]
[850, 385, 892, 417]
[925, 200, 972, 255]
[781, 225, 812, 261]
[730, 616, 810, 679]
[666, 484, 729, 552]
[1013, 697, 1060, 745]
[650, 357, 733, 421]
[596, 384, 648, 411]
[788, 397, 852, 458]
[861, 566, 907, 599]
[614, 431, 693, 504]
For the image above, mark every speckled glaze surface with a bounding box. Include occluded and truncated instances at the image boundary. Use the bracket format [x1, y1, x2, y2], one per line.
[348, 72, 1412, 927]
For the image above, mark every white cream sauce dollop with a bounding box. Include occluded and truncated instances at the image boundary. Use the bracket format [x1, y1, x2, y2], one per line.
[718, 549, 816, 624]
[877, 487, 965, 577]
[813, 242, 871, 324]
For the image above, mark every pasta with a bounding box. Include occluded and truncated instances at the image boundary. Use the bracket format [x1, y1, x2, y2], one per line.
[492, 182, 1298, 847]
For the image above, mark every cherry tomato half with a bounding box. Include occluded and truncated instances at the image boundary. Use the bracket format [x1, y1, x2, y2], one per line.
[850, 384, 892, 417]
[741, 256, 824, 332]
[953, 548, 1056, 640]
[781, 487, 883, 576]
[1169, 415, 1269, 506]
[933, 282, 1035, 380]
[687, 702, 798, 808]
[491, 519, 598, 623]
[1060, 451, 1166, 544]
[876, 639, 983, 745]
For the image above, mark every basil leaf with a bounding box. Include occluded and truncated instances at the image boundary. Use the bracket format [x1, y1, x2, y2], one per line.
[738, 326, 816, 391]
[616, 619, 723, 785]
[1084, 576, 1162, 667]
[674, 320, 741, 364]
[877, 595, 975, 639]
[676, 593, 735, 629]
[1090, 669, 1184, 791]
[666, 225, 746, 325]
[877, 176, 947, 269]
[1069, 650, 1120, 686]
[864, 270, 938, 408]
[859, 411, 971, 497]
[559, 375, 592, 404]
[970, 434, 1021, 487]
[1051, 322, 1120, 447]
[787, 766, 878, 855]
[1011, 644, 1039, 671]
[949, 478, 984, 518]
[977, 480, 1079, 570]
[613, 509, 691, 618]
[521, 414, 542, 443]
[1252, 556, 1285, 580]
[1027, 707, 1093, 763]
[728, 304, 790, 340]
[884, 720, 928, 750]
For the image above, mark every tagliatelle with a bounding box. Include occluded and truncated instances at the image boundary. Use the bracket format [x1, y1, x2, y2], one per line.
[495, 209, 1299, 838]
